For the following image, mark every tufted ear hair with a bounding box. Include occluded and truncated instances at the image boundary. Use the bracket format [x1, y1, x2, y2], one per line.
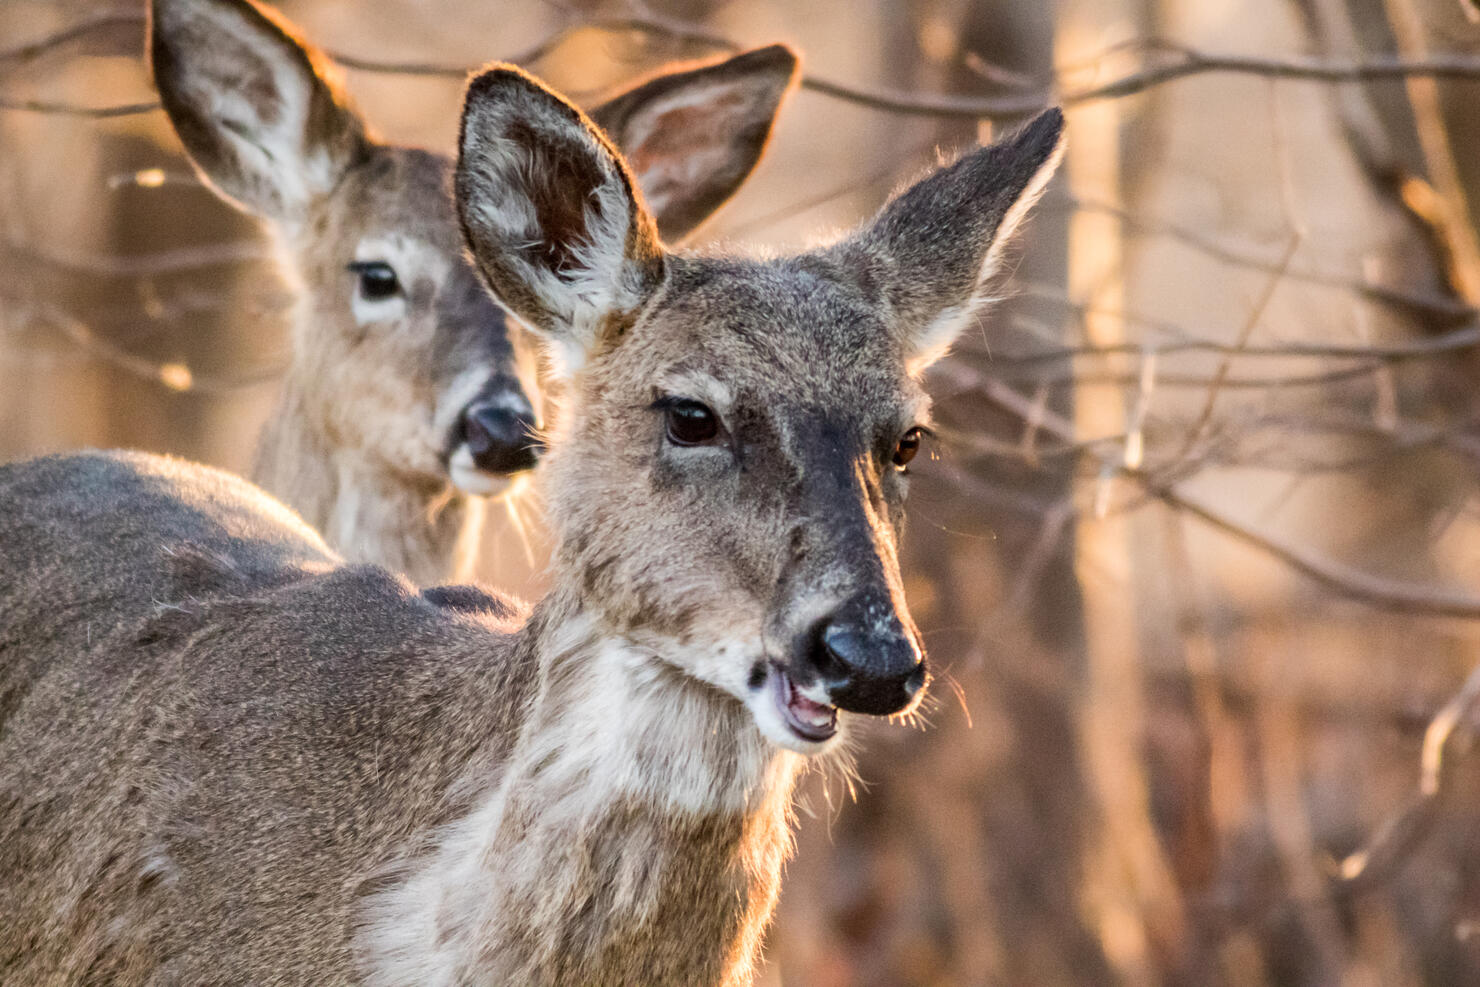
[456, 66, 665, 378]
[838, 108, 1065, 369]
[589, 44, 800, 243]
[149, 0, 368, 224]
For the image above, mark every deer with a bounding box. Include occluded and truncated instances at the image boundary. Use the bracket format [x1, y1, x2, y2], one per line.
[0, 58, 1064, 984]
[149, 0, 800, 584]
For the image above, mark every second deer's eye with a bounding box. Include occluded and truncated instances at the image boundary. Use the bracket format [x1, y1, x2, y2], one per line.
[663, 400, 721, 446]
[892, 427, 924, 469]
[349, 261, 401, 301]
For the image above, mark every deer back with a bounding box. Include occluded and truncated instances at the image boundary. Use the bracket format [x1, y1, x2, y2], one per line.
[0, 451, 534, 982]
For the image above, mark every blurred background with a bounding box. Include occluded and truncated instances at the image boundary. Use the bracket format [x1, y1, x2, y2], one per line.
[6, 0, 1480, 983]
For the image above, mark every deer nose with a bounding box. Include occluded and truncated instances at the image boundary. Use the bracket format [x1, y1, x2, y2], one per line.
[807, 599, 926, 716]
[461, 404, 542, 475]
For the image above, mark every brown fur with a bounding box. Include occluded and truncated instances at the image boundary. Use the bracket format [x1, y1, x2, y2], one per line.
[0, 66, 1062, 984]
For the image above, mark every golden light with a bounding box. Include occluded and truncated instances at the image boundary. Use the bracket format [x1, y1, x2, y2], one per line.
[158, 363, 193, 392]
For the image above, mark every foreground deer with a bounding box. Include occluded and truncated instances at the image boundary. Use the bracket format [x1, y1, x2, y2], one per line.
[151, 0, 798, 583]
[0, 61, 1064, 983]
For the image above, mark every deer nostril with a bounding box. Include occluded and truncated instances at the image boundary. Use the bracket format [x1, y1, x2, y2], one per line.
[820, 624, 866, 675]
[462, 405, 542, 475]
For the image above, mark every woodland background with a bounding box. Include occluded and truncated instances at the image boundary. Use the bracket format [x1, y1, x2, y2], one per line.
[7, 0, 1480, 983]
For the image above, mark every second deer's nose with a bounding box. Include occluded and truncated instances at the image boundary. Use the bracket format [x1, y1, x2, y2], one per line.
[462, 404, 543, 475]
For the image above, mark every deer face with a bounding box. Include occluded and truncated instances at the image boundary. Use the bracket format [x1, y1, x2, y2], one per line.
[457, 65, 1063, 753]
[288, 146, 539, 495]
[553, 260, 934, 748]
[150, 0, 800, 498]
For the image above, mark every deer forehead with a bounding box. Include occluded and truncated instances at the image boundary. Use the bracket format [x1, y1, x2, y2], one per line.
[607, 258, 931, 428]
[306, 148, 516, 371]
[319, 146, 462, 257]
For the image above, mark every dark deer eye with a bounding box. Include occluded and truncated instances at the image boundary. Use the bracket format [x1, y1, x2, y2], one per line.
[662, 399, 721, 446]
[349, 261, 401, 301]
[893, 427, 925, 469]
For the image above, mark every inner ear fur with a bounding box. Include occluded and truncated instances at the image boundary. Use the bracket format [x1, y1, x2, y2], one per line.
[456, 65, 664, 372]
[589, 44, 800, 243]
[148, 0, 368, 221]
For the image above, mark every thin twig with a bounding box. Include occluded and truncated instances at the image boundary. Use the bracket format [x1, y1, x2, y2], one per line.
[15, 304, 283, 396]
[1057, 196, 1475, 323]
[16, 15, 1480, 120]
[1068, 43, 1480, 102]
[1329, 660, 1480, 893]
[962, 371, 1480, 620]
[10, 239, 272, 277]
[1174, 234, 1303, 462]
[0, 98, 161, 118]
[0, 11, 141, 66]
[326, 16, 732, 76]
[984, 308, 1480, 365]
[983, 360, 1391, 390]
[1156, 485, 1480, 619]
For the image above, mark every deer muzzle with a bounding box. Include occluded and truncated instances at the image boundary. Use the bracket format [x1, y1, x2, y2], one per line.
[461, 402, 543, 475]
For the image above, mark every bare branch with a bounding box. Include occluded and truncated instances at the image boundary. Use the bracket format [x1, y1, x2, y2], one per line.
[950, 369, 1480, 620]
[1173, 234, 1303, 462]
[9, 239, 272, 277]
[981, 359, 1391, 391]
[800, 42, 1480, 118]
[985, 290, 1480, 363]
[16, 14, 1480, 122]
[1329, 660, 1480, 893]
[1156, 485, 1480, 619]
[0, 12, 142, 67]
[324, 16, 732, 76]
[1065, 41, 1480, 104]
[1058, 196, 1475, 324]
[1381, 0, 1480, 303]
[0, 98, 160, 119]
[11, 303, 283, 396]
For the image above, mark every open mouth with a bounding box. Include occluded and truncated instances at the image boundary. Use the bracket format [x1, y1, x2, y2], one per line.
[769, 663, 838, 743]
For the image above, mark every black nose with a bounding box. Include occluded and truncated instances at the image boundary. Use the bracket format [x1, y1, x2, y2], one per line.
[807, 599, 926, 716]
[461, 404, 542, 475]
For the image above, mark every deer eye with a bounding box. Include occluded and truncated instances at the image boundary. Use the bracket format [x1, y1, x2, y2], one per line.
[349, 261, 401, 301]
[661, 399, 721, 446]
[892, 427, 925, 470]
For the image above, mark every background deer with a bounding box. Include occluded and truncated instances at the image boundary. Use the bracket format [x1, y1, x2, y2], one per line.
[0, 59, 1062, 984]
[149, 0, 799, 584]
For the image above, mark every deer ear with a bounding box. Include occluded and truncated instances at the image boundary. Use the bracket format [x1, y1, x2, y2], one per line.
[845, 108, 1065, 369]
[456, 65, 664, 378]
[148, 0, 367, 223]
[589, 45, 799, 243]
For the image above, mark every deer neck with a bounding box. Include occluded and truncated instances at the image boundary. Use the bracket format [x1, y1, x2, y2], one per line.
[252, 379, 483, 586]
[360, 590, 802, 986]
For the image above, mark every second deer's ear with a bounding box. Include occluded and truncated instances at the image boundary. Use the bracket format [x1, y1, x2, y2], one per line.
[589, 45, 800, 243]
[149, 0, 367, 223]
[456, 66, 664, 377]
[843, 108, 1066, 370]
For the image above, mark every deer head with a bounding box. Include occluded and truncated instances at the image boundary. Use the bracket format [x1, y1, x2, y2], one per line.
[456, 66, 1064, 752]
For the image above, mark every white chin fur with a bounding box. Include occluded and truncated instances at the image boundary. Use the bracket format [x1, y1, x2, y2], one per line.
[448, 445, 515, 497]
[743, 684, 839, 756]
